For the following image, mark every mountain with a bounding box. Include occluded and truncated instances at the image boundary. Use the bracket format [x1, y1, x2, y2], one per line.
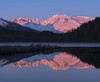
[0, 18, 38, 32]
[13, 52, 93, 70]
[40, 15, 80, 32]
[12, 15, 94, 33]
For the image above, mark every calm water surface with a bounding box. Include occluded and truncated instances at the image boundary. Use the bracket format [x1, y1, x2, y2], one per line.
[0, 47, 100, 82]
[0, 42, 100, 47]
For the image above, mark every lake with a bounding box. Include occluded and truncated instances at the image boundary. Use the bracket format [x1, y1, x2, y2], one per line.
[0, 42, 100, 47]
[0, 47, 100, 82]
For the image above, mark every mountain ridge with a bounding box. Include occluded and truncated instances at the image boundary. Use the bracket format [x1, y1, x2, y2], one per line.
[0, 18, 38, 32]
[12, 14, 94, 33]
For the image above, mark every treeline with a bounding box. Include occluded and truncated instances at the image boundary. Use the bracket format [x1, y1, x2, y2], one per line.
[0, 17, 100, 42]
[0, 27, 68, 42]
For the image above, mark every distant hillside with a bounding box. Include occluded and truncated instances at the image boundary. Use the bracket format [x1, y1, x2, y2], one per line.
[0, 18, 38, 32]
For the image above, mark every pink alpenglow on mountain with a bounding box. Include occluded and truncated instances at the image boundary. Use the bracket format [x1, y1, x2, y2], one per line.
[12, 17, 32, 25]
[12, 15, 94, 33]
[72, 16, 94, 24]
[40, 15, 80, 32]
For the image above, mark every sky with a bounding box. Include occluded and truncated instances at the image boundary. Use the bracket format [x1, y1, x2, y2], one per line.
[0, 0, 99, 20]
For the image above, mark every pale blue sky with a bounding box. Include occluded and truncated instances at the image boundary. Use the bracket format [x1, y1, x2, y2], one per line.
[0, 0, 99, 20]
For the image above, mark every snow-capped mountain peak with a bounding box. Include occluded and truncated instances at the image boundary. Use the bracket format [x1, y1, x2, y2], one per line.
[12, 17, 32, 25]
[12, 14, 95, 33]
[40, 14, 71, 25]
[12, 17, 40, 25]
[51, 14, 71, 20]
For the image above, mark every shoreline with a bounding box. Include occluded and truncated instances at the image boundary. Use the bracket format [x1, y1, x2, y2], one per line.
[0, 43, 100, 47]
[0, 45, 66, 55]
[0, 45, 100, 55]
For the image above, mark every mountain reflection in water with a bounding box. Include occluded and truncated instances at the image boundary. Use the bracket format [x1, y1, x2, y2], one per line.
[13, 52, 93, 70]
[0, 47, 100, 70]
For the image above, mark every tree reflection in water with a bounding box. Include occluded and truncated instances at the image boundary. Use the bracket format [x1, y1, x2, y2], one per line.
[0, 47, 100, 70]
